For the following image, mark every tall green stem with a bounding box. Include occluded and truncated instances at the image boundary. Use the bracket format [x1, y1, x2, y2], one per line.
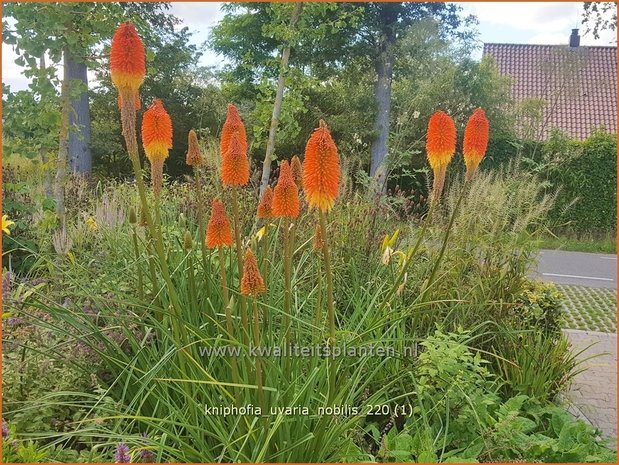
[260, 223, 269, 286]
[252, 297, 266, 421]
[283, 217, 292, 346]
[314, 258, 323, 342]
[231, 187, 249, 345]
[379, 200, 436, 314]
[218, 246, 240, 399]
[194, 168, 209, 275]
[131, 226, 144, 301]
[318, 210, 336, 403]
[421, 180, 469, 300]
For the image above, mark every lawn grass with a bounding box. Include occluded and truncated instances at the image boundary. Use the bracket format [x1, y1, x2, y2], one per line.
[559, 284, 617, 333]
[539, 233, 616, 254]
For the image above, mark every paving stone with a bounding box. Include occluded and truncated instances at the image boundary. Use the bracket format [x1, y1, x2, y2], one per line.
[563, 329, 617, 447]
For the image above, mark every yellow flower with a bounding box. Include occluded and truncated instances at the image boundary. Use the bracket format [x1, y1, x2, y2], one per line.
[86, 216, 97, 231]
[380, 229, 400, 253]
[255, 225, 267, 242]
[2, 215, 15, 235]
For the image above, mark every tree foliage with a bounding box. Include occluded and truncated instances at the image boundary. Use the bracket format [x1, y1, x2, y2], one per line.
[582, 2, 617, 40]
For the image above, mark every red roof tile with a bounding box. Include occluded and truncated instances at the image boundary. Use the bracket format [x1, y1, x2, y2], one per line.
[483, 43, 617, 140]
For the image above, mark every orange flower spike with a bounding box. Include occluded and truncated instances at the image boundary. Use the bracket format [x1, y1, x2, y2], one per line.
[206, 198, 234, 248]
[463, 108, 490, 181]
[291, 155, 303, 186]
[257, 185, 274, 219]
[220, 104, 248, 160]
[240, 248, 266, 297]
[142, 99, 173, 165]
[272, 160, 300, 218]
[221, 132, 250, 186]
[303, 120, 340, 212]
[220, 104, 249, 186]
[426, 111, 457, 172]
[426, 111, 457, 201]
[186, 129, 204, 167]
[110, 22, 146, 109]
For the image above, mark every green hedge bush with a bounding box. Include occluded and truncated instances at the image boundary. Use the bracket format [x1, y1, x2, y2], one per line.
[545, 131, 617, 234]
[484, 130, 616, 235]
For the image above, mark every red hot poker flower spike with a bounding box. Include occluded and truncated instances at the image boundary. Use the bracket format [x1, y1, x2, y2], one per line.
[206, 198, 233, 248]
[272, 160, 300, 218]
[303, 120, 340, 212]
[220, 104, 249, 186]
[241, 248, 266, 297]
[142, 99, 173, 165]
[110, 22, 146, 109]
[257, 185, 274, 219]
[463, 108, 490, 181]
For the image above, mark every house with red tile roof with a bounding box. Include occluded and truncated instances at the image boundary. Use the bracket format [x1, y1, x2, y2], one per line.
[483, 30, 616, 141]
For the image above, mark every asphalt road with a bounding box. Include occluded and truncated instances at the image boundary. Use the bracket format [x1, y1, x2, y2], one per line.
[534, 249, 617, 289]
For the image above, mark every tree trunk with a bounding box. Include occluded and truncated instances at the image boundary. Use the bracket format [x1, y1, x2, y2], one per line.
[259, 2, 303, 197]
[369, 39, 394, 193]
[39, 54, 53, 198]
[66, 49, 92, 174]
[55, 49, 70, 225]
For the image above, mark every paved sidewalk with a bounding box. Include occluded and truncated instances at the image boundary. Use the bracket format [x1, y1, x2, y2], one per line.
[564, 329, 617, 446]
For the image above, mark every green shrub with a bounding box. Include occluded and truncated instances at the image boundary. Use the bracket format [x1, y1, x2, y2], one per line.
[370, 331, 615, 463]
[531, 130, 617, 234]
[511, 280, 565, 337]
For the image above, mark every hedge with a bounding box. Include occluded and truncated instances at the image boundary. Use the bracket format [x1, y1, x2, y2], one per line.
[481, 130, 616, 235]
[544, 131, 617, 234]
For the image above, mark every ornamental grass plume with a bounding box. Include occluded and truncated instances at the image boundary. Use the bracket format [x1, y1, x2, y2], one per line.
[303, 120, 340, 212]
[186, 129, 204, 167]
[220, 104, 249, 186]
[463, 107, 490, 181]
[110, 22, 145, 110]
[291, 155, 303, 186]
[206, 199, 233, 248]
[272, 160, 300, 218]
[426, 111, 456, 202]
[240, 248, 266, 297]
[142, 99, 173, 197]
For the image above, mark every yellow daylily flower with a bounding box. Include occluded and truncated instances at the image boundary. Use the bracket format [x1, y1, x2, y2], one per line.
[380, 229, 400, 253]
[86, 216, 97, 231]
[2, 215, 15, 235]
[255, 225, 267, 242]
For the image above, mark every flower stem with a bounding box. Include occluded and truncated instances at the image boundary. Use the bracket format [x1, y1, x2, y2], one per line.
[252, 297, 266, 422]
[231, 187, 249, 345]
[218, 246, 240, 401]
[421, 179, 469, 300]
[193, 168, 209, 276]
[131, 225, 144, 301]
[260, 223, 270, 286]
[314, 258, 323, 342]
[379, 200, 436, 313]
[283, 217, 292, 346]
[318, 209, 336, 403]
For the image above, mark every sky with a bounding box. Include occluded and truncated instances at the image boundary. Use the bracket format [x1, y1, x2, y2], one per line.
[2, 2, 616, 92]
